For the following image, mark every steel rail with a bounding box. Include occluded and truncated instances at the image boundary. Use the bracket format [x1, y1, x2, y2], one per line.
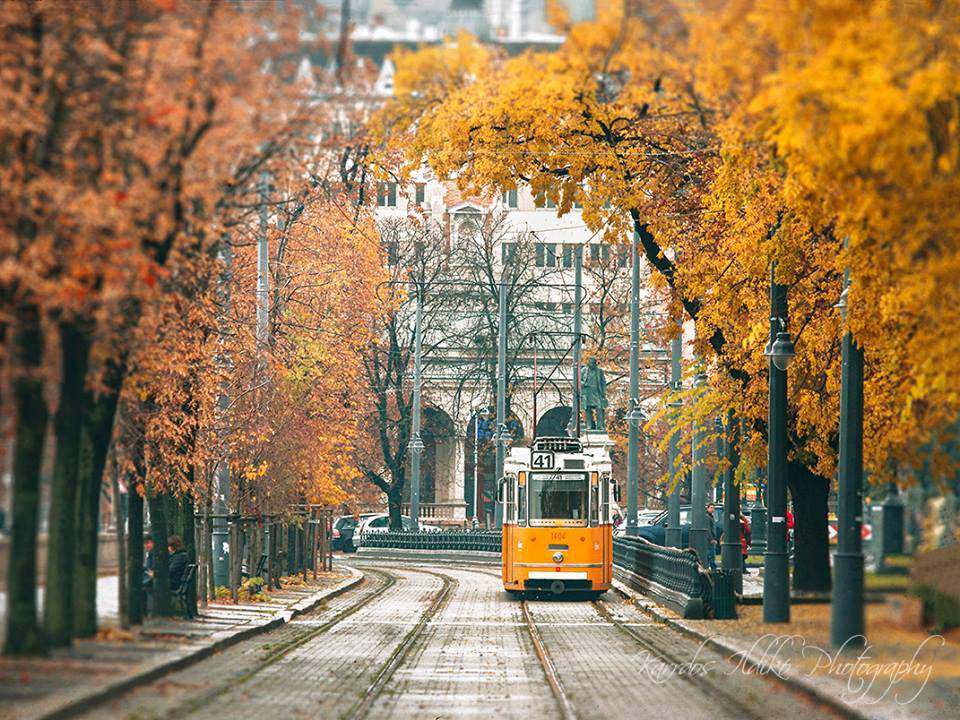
[343, 569, 457, 720]
[166, 568, 397, 719]
[591, 598, 762, 719]
[520, 600, 578, 720]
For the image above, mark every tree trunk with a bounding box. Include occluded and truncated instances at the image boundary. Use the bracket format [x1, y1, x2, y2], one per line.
[44, 321, 90, 646]
[73, 383, 120, 638]
[126, 486, 144, 625]
[147, 492, 172, 616]
[3, 306, 49, 656]
[110, 457, 128, 629]
[387, 486, 403, 531]
[180, 495, 197, 616]
[788, 460, 832, 592]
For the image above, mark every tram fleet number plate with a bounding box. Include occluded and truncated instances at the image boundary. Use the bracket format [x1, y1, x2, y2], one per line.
[531, 450, 555, 469]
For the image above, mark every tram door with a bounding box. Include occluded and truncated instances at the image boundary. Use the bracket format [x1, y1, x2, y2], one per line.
[501, 475, 515, 584]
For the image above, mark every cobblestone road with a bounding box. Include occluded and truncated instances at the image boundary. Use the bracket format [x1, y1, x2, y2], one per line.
[79, 561, 843, 720]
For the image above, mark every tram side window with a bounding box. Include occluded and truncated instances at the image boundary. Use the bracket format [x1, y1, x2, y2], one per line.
[506, 476, 516, 523]
[529, 474, 587, 521]
[590, 481, 599, 526]
[601, 476, 611, 524]
[518, 481, 526, 525]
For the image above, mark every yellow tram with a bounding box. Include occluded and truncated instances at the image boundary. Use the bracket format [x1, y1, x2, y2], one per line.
[499, 436, 614, 598]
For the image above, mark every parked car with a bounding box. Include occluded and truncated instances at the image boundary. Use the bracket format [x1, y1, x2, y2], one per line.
[613, 508, 666, 536]
[354, 513, 441, 545]
[332, 513, 378, 552]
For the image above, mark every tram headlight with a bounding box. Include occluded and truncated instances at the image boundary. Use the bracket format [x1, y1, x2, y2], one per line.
[552, 552, 564, 564]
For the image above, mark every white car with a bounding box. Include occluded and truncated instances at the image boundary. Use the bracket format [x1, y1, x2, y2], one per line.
[355, 513, 441, 544]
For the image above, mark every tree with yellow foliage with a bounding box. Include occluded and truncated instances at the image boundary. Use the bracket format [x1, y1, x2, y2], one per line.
[370, 0, 960, 591]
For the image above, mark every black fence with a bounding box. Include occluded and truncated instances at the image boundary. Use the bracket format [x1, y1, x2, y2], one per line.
[359, 529, 731, 618]
[613, 536, 715, 619]
[361, 529, 501, 553]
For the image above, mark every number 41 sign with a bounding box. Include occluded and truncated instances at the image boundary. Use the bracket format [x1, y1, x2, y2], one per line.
[531, 451, 555, 470]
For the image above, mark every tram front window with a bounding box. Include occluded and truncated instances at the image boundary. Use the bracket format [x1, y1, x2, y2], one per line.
[528, 472, 588, 521]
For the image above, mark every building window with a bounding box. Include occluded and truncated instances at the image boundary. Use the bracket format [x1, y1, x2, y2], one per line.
[618, 246, 629, 268]
[562, 302, 573, 315]
[377, 181, 397, 207]
[502, 242, 516, 264]
[536, 242, 557, 267]
[534, 191, 556, 209]
[503, 189, 518, 208]
[457, 218, 479, 249]
[415, 183, 425, 206]
[589, 244, 610, 263]
[563, 245, 577, 268]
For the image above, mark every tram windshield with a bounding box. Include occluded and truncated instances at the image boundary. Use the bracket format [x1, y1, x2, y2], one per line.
[528, 472, 588, 521]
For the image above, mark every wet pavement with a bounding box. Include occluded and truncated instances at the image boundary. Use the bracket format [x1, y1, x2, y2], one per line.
[66, 560, 844, 720]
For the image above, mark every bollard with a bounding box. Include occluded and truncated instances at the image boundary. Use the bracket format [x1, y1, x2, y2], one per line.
[711, 569, 738, 619]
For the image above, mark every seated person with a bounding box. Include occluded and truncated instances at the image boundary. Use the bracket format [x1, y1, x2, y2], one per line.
[143, 537, 155, 589]
[167, 535, 188, 590]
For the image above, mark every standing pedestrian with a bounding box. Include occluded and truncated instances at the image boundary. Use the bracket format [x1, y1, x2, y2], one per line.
[739, 512, 752, 572]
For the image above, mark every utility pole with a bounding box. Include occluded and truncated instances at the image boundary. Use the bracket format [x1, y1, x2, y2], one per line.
[472, 407, 490, 527]
[763, 262, 794, 623]
[213, 239, 233, 588]
[625, 231, 642, 536]
[494, 272, 508, 528]
[568, 245, 583, 438]
[256, 172, 270, 353]
[720, 411, 743, 593]
[831, 263, 865, 648]
[408, 280, 424, 531]
[665, 332, 683, 548]
[688, 365, 710, 565]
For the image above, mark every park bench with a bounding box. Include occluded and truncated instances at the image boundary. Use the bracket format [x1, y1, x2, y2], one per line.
[241, 553, 268, 594]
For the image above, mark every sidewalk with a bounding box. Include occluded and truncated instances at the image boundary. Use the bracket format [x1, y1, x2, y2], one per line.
[0, 568, 362, 720]
[615, 579, 960, 720]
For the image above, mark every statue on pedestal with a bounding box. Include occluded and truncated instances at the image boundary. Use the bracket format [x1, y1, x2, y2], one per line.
[581, 357, 608, 432]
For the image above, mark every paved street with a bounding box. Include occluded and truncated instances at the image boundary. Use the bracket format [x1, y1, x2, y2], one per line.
[79, 561, 842, 720]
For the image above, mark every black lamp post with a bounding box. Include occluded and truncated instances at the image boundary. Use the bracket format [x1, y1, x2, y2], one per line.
[830, 271, 866, 648]
[688, 367, 710, 566]
[720, 412, 743, 592]
[763, 263, 794, 623]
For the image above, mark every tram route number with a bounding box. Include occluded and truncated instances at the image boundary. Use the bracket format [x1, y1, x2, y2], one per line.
[531, 450, 555, 470]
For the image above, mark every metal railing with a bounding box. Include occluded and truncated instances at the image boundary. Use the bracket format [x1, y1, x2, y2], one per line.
[613, 536, 713, 618]
[361, 529, 501, 553]
[358, 528, 729, 618]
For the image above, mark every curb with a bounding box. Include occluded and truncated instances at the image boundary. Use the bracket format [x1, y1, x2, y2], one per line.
[612, 578, 872, 720]
[42, 569, 364, 720]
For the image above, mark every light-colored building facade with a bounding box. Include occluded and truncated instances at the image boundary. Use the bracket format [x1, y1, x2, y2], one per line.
[375, 174, 671, 524]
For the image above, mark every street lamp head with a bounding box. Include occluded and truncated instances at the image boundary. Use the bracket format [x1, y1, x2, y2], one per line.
[625, 399, 645, 423]
[766, 329, 796, 371]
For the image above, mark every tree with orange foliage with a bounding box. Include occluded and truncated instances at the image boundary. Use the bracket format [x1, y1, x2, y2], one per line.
[1, 0, 381, 651]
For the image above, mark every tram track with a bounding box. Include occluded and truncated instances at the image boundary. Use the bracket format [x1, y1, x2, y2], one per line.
[520, 599, 579, 720]
[163, 567, 399, 719]
[591, 598, 766, 720]
[341, 568, 457, 720]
